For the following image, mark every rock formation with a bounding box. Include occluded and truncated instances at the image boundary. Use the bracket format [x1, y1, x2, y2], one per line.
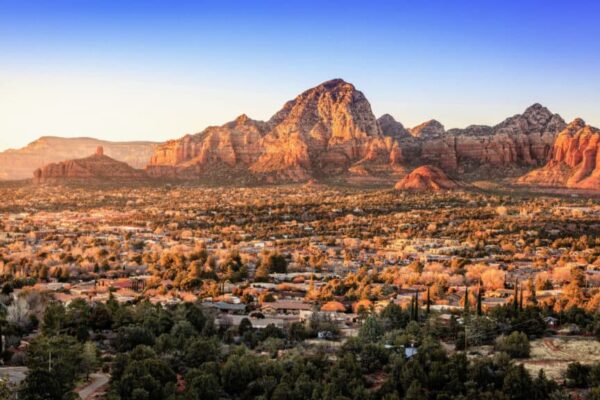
[394, 165, 462, 191]
[147, 79, 394, 182]
[11, 79, 574, 186]
[0, 137, 157, 180]
[378, 114, 409, 138]
[396, 103, 566, 177]
[33, 147, 147, 184]
[409, 120, 445, 138]
[518, 119, 600, 190]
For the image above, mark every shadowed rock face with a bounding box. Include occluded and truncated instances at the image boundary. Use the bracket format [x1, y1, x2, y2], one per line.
[518, 119, 600, 189]
[378, 114, 409, 139]
[145, 79, 567, 183]
[394, 165, 462, 191]
[0, 137, 157, 180]
[33, 149, 147, 184]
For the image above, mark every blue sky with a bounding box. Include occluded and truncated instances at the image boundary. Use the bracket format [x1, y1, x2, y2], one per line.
[1, 0, 599, 150]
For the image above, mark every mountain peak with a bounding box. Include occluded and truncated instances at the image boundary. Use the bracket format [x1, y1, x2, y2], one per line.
[318, 78, 352, 88]
[567, 118, 586, 129]
[409, 120, 445, 138]
[378, 114, 409, 138]
[523, 103, 552, 118]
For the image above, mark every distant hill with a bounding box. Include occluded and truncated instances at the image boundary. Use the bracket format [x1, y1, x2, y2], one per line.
[394, 165, 463, 191]
[33, 146, 147, 184]
[0, 136, 157, 180]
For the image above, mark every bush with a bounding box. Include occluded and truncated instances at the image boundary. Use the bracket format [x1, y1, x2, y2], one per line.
[495, 331, 530, 358]
[566, 362, 591, 388]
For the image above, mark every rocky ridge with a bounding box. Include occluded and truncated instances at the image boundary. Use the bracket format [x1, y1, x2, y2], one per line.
[146, 79, 566, 183]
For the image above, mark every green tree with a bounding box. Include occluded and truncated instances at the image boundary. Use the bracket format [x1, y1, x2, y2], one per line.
[495, 331, 530, 358]
[81, 341, 99, 380]
[24, 335, 83, 399]
[41, 302, 66, 336]
[359, 315, 383, 342]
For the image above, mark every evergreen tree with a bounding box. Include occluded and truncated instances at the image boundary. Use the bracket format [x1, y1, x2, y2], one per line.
[513, 279, 519, 312]
[414, 290, 419, 321]
[463, 286, 470, 316]
[528, 279, 538, 306]
[477, 285, 483, 316]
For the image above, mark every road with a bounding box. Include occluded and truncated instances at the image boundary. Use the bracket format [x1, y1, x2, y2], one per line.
[0, 366, 27, 385]
[77, 373, 110, 400]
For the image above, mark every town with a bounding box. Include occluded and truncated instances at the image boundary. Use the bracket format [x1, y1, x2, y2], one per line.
[0, 182, 599, 399]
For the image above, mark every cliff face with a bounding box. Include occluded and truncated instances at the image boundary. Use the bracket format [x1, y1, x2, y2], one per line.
[396, 104, 565, 177]
[0, 137, 157, 180]
[394, 165, 462, 191]
[147, 114, 268, 179]
[33, 147, 147, 184]
[518, 119, 600, 189]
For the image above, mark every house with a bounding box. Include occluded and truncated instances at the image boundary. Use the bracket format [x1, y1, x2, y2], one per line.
[202, 301, 247, 314]
[262, 301, 312, 315]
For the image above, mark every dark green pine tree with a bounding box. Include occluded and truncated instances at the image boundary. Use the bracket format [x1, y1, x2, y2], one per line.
[529, 279, 538, 306]
[426, 286, 431, 315]
[513, 279, 519, 312]
[463, 286, 470, 316]
[409, 296, 414, 321]
[414, 290, 419, 321]
[476, 286, 483, 316]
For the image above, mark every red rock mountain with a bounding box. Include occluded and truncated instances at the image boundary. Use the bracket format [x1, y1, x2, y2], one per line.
[33, 147, 147, 184]
[147, 79, 396, 182]
[147, 79, 566, 183]
[16, 79, 573, 186]
[518, 119, 600, 189]
[0, 136, 157, 180]
[394, 165, 462, 191]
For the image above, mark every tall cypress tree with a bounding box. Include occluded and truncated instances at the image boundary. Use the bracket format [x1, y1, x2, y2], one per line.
[414, 290, 419, 321]
[528, 279, 538, 305]
[463, 286, 470, 315]
[426, 286, 431, 315]
[513, 279, 519, 312]
[476, 285, 483, 316]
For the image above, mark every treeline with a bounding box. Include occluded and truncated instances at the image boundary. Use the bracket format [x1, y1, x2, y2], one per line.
[8, 297, 600, 400]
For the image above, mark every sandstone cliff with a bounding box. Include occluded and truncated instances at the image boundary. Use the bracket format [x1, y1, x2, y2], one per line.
[33, 147, 147, 184]
[518, 119, 600, 190]
[396, 103, 566, 177]
[0, 137, 157, 180]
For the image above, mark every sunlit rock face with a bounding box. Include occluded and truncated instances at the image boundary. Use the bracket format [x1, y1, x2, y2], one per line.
[394, 165, 462, 191]
[145, 79, 567, 183]
[518, 119, 600, 190]
[147, 79, 388, 182]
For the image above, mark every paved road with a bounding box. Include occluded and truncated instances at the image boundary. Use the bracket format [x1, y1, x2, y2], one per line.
[77, 373, 110, 400]
[0, 366, 27, 384]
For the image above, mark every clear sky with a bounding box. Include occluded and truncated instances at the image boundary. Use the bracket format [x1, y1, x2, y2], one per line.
[1, 0, 599, 151]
